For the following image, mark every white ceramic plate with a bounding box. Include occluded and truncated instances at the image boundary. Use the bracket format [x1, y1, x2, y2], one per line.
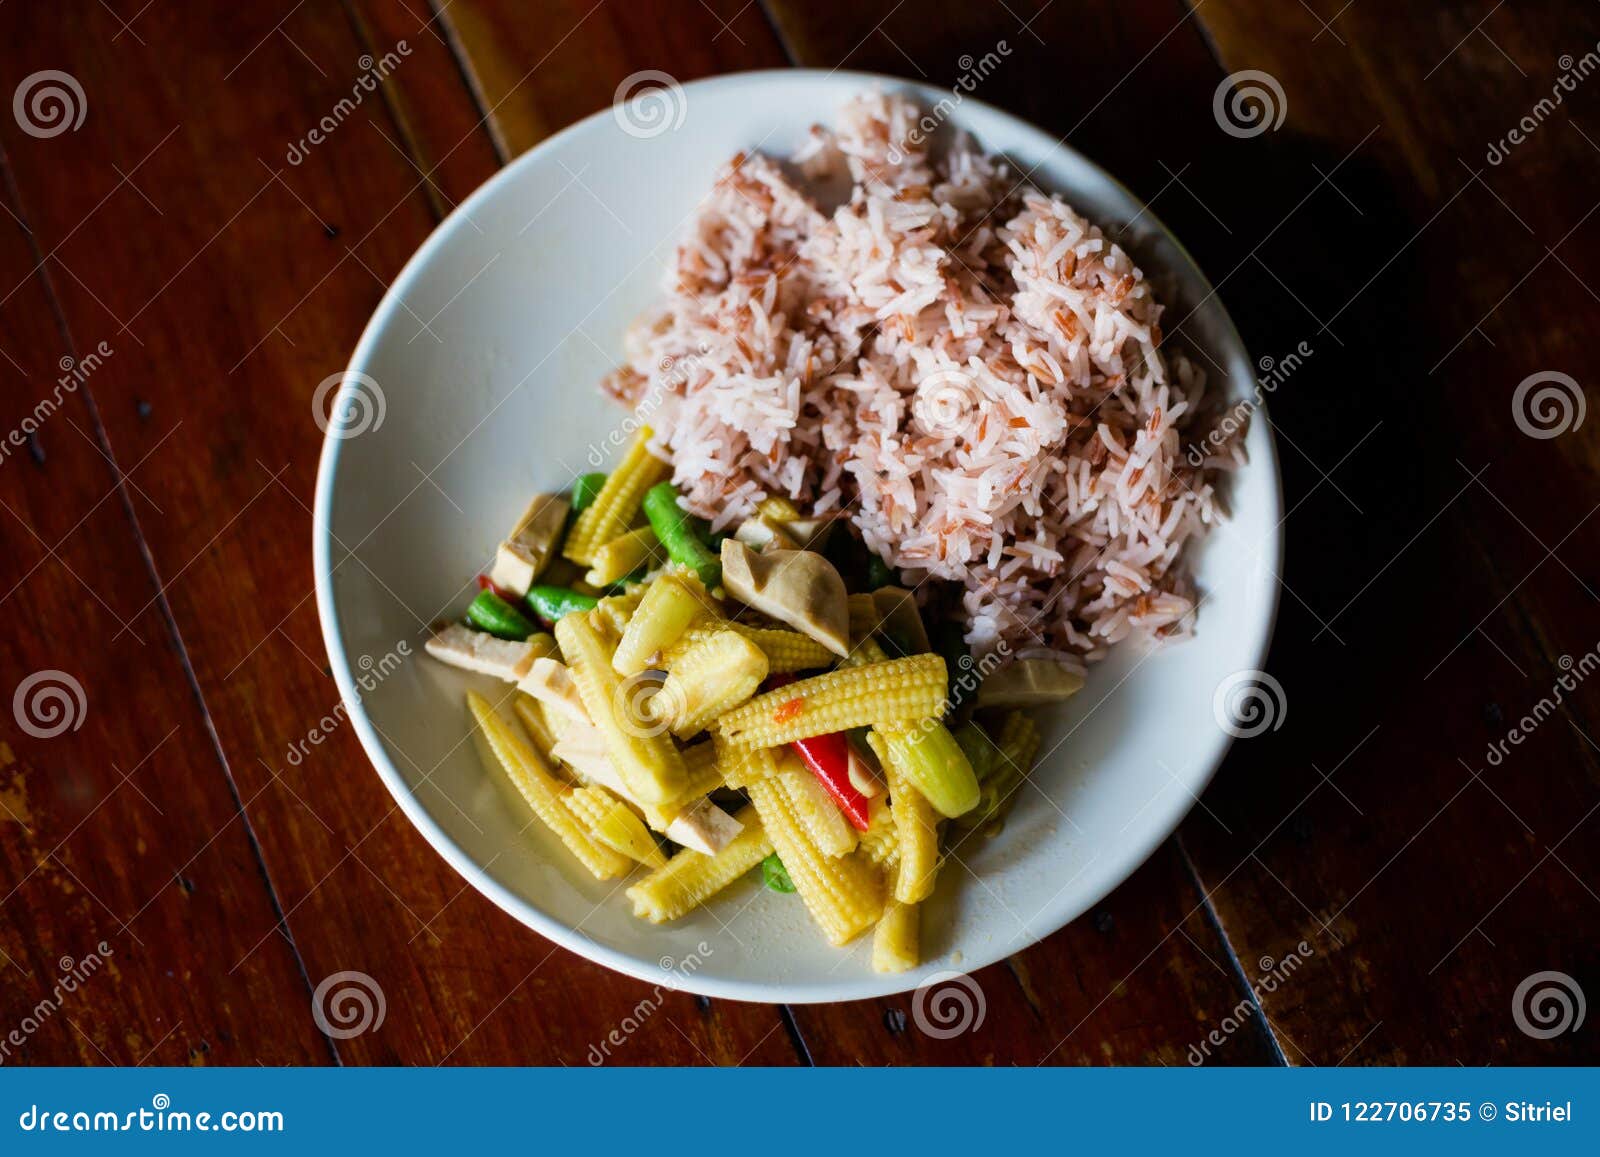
[314, 70, 1282, 1003]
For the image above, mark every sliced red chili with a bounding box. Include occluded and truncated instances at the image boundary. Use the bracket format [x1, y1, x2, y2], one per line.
[476, 573, 519, 602]
[790, 731, 871, 832]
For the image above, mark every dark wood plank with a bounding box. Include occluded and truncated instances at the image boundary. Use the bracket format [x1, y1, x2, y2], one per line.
[1030, 0, 1600, 1068]
[790, 844, 1279, 1065]
[437, 0, 789, 159]
[760, 0, 1285, 1064]
[1149, 0, 1600, 1064]
[342, 0, 505, 208]
[0, 151, 328, 1064]
[0, 0, 794, 1064]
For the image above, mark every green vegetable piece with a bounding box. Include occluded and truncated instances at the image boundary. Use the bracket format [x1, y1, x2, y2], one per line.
[465, 590, 538, 641]
[525, 584, 599, 624]
[761, 853, 796, 893]
[570, 472, 607, 513]
[866, 553, 894, 590]
[641, 482, 721, 588]
[951, 721, 999, 782]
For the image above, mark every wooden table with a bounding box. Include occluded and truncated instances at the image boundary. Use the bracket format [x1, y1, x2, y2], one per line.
[1, 1, 1596, 1066]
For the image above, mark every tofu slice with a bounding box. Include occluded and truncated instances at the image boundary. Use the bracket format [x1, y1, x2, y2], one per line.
[664, 796, 744, 855]
[551, 734, 634, 799]
[425, 623, 540, 682]
[489, 492, 570, 596]
[516, 657, 590, 724]
[733, 515, 799, 553]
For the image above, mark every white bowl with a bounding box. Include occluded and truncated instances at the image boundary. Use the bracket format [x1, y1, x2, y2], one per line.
[314, 70, 1281, 1003]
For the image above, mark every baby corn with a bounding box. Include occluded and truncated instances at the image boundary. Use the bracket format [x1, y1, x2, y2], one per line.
[626, 810, 772, 922]
[565, 784, 667, 869]
[747, 776, 884, 946]
[613, 573, 711, 675]
[657, 627, 769, 738]
[664, 621, 836, 673]
[971, 710, 1042, 828]
[857, 795, 900, 870]
[467, 692, 630, 880]
[563, 429, 668, 566]
[584, 526, 660, 587]
[868, 730, 941, 904]
[772, 755, 858, 857]
[715, 654, 946, 749]
[871, 899, 920, 973]
[718, 741, 778, 790]
[554, 612, 687, 803]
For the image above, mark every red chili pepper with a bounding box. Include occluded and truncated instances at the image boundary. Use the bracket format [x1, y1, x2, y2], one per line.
[764, 673, 871, 830]
[476, 573, 519, 603]
[790, 731, 872, 832]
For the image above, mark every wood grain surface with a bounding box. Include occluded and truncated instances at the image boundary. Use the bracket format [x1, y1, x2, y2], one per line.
[0, 0, 1595, 1066]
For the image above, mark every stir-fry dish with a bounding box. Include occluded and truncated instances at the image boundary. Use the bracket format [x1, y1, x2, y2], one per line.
[426, 427, 1080, 971]
[426, 92, 1231, 970]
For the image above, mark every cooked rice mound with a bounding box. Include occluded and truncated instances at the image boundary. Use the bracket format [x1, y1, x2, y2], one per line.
[603, 92, 1238, 667]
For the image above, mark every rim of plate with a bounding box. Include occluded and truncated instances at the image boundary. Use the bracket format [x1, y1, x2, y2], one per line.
[313, 68, 1285, 1004]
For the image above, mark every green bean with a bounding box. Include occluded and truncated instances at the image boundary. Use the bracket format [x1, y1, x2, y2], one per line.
[641, 482, 721, 588]
[525, 584, 599, 624]
[465, 591, 538, 640]
[570, 472, 607, 513]
[760, 853, 796, 893]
